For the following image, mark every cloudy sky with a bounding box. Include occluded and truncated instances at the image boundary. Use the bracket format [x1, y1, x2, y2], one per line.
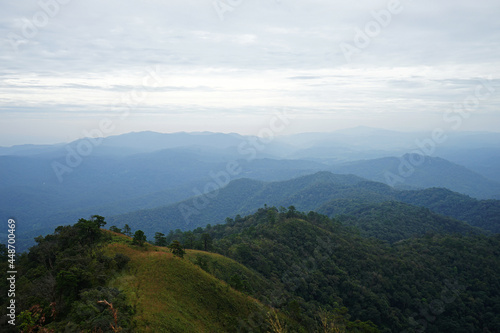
[1, 0, 499, 146]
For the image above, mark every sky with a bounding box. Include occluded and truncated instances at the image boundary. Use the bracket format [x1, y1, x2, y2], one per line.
[1, 0, 499, 146]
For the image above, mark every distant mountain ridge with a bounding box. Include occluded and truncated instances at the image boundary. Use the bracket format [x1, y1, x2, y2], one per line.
[0, 131, 252, 157]
[330, 153, 500, 199]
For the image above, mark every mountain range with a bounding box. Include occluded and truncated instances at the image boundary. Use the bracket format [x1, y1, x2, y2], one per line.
[108, 171, 500, 239]
[1, 128, 499, 251]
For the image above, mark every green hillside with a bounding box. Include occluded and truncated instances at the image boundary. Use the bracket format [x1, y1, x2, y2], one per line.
[171, 207, 500, 332]
[108, 172, 500, 238]
[104, 240, 270, 332]
[0, 218, 292, 332]
[2, 209, 499, 332]
[396, 188, 500, 233]
[319, 200, 482, 243]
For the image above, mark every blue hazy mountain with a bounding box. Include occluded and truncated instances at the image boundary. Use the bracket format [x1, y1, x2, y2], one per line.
[1, 129, 499, 250]
[329, 153, 500, 199]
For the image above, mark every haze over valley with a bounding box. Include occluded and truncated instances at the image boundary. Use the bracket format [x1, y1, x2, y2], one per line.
[2, 127, 500, 250]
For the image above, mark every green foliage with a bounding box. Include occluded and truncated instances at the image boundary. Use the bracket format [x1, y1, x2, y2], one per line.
[182, 230, 196, 248]
[122, 224, 132, 236]
[68, 287, 133, 332]
[18, 303, 57, 333]
[0, 217, 132, 332]
[172, 207, 500, 332]
[109, 225, 122, 233]
[4, 201, 500, 332]
[318, 307, 379, 333]
[0, 243, 7, 261]
[132, 230, 147, 246]
[113, 253, 131, 270]
[397, 187, 500, 233]
[154, 232, 168, 246]
[201, 233, 213, 251]
[106, 242, 275, 332]
[168, 240, 186, 258]
[331, 201, 482, 243]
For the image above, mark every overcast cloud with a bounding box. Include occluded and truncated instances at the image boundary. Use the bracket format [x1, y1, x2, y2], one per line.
[1, 0, 499, 145]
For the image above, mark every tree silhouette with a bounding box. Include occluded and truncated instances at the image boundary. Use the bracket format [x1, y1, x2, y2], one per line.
[123, 224, 132, 237]
[132, 230, 147, 246]
[154, 232, 167, 246]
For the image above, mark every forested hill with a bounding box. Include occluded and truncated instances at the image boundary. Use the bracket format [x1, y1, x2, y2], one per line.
[396, 187, 500, 233]
[108, 171, 500, 237]
[166, 207, 500, 332]
[320, 201, 482, 243]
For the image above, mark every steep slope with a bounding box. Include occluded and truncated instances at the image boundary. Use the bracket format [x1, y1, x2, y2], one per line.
[105, 240, 271, 332]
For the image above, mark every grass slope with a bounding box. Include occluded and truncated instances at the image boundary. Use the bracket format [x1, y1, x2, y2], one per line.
[104, 232, 271, 332]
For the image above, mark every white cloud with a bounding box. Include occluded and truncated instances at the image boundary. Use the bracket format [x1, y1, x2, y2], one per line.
[0, 0, 499, 145]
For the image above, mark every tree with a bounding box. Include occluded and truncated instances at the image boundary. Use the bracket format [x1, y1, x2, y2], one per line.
[132, 230, 147, 246]
[109, 226, 122, 233]
[200, 233, 213, 252]
[91, 215, 107, 228]
[168, 240, 185, 258]
[267, 209, 277, 225]
[225, 217, 234, 226]
[123, 224, 132, 237]
[74, 215, 106, 246]
[182, 231, 195, 249]
[154, 232, 167, 247]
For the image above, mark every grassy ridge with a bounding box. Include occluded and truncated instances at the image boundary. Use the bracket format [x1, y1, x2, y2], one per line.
[104, 233, 271, 332]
